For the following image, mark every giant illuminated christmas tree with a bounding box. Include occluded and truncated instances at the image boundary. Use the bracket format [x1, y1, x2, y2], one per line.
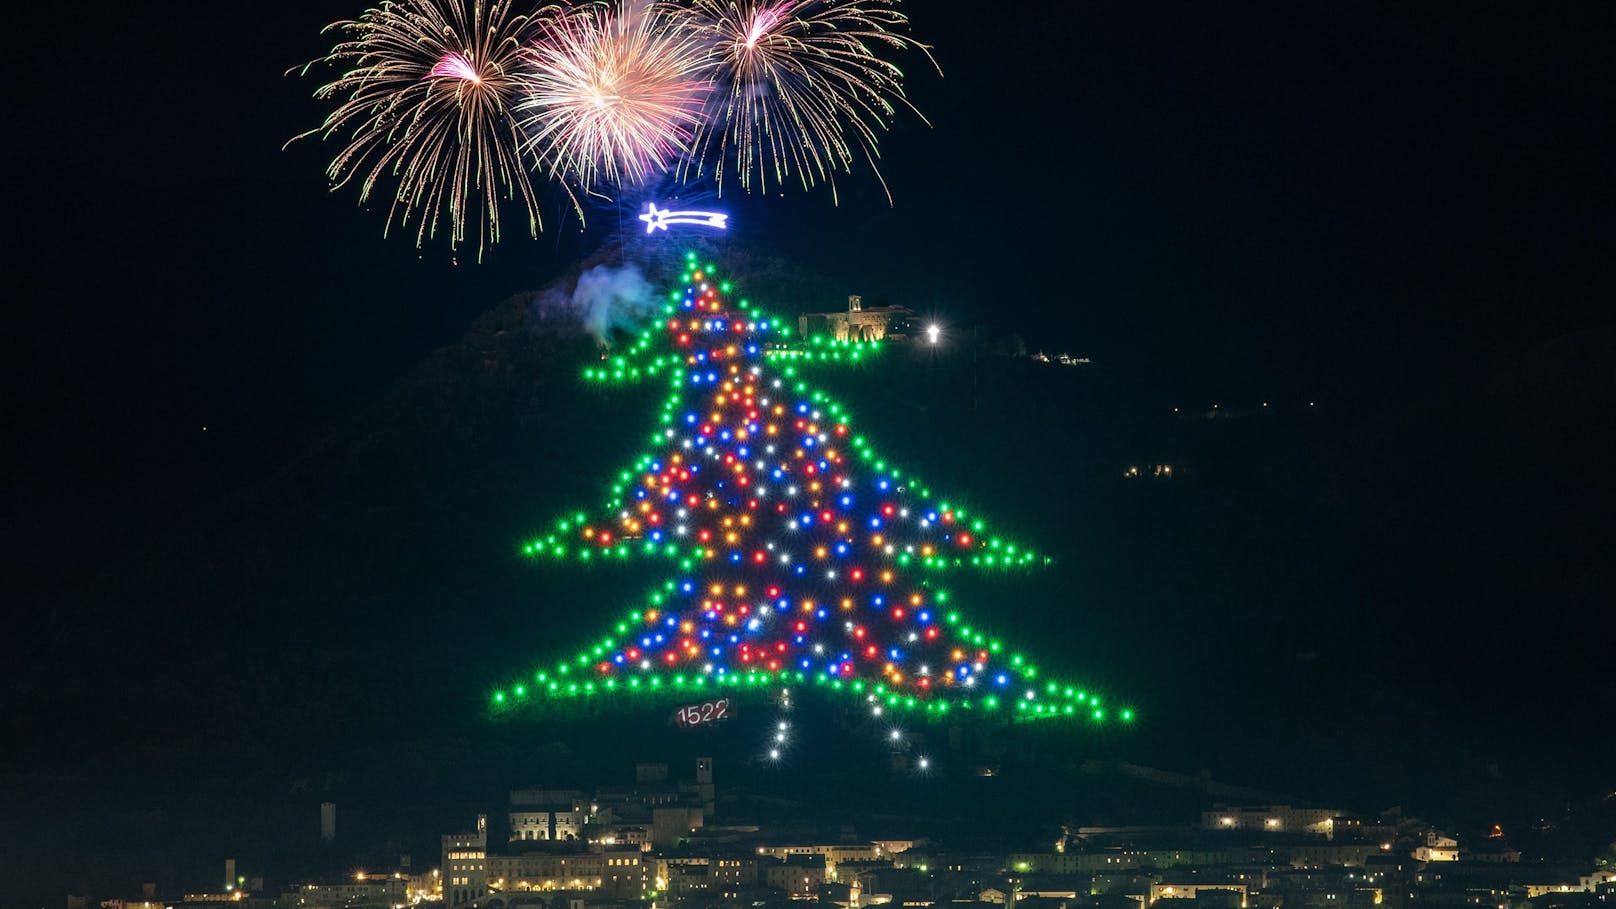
[492, 252, 1130, 727]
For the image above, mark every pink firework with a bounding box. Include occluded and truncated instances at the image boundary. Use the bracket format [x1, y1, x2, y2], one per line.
[428, 51, 483, 83]
[739, 3, 785, 48]
[517, 0, 711, 190]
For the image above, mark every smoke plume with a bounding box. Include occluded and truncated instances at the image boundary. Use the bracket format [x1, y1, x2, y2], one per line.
[529, 263, 659, 347]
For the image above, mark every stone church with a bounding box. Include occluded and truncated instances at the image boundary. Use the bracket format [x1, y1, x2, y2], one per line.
[797, 295, 916, 342]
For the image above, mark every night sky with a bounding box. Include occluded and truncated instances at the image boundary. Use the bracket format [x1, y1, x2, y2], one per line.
[7, 0, 1615, 904]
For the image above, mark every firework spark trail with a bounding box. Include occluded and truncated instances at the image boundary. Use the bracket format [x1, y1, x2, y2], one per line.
[429, 51, 483, 82]
[675, 0, 937, 201]
[517, 0, 712, 192]
[290, 0, 570, 257]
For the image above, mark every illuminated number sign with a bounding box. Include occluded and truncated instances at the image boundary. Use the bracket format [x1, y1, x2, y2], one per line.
[639, 202, 729, 234]
[672, 697, 733, 728]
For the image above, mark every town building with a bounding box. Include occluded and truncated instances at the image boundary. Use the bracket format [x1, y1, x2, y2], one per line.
[486, 847, 648, 899]
[1413, 835, 1460, 864]
[442, 815, 489, 907]
[275, 877, 407, 909]
[1201, 807, 1341, 839]
[1149, 883, 1248, 907]
[764, 854, 828, 899]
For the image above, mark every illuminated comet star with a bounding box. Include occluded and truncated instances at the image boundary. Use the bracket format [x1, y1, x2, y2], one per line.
[639, 202, 728, 233]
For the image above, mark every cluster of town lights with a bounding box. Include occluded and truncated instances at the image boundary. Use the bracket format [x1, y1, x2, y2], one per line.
[495, 252, 1131, 726]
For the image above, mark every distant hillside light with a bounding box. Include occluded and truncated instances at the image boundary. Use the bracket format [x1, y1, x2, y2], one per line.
[926, 324, 940, 344]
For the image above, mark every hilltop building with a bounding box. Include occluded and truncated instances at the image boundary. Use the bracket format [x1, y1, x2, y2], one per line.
[798, 296, 916, 343]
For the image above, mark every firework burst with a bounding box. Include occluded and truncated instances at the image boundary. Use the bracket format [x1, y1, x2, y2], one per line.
[676, 0, 935, 200]
[291, 0, 560, 256]
[518, 1, 712, 191]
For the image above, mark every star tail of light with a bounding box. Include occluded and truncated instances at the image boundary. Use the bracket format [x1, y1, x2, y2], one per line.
[639, 202, 729, 233]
